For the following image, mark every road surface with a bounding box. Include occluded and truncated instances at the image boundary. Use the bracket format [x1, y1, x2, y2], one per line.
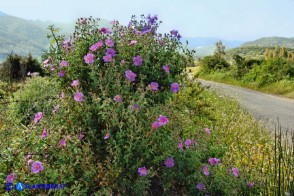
[199, 79, 294, 135]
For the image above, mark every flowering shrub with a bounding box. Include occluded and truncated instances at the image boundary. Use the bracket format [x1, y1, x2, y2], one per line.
[1, 14, 265, 195]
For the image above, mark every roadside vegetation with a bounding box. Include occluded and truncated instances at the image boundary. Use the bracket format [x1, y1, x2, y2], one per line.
[0, 15, 293, 195]
[197, 42, 294, 98]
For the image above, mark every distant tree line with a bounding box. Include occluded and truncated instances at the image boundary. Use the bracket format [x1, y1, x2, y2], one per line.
[0, 53, 44, 83]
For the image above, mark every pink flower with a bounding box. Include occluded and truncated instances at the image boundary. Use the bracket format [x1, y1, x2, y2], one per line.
[205, 128, 211, 134]
[152, 121, 161, 129]
[60, 60, 68, 67]
[178, 142, 184, 151]
[138, 167, 148, 176]
[203, 165, 209, 176]
[125, 70, 137, 82]
[103, 55, 112, 62]
[164, 157, 175, 168]
[84, 53, 94, 64]
[31, 161, 44, 173]
[60, 92, 65, 99]
[113, 95, 122, 103]
[27, 159, 34, 166]
[231, 168, 239, 177]
[90, 41, 103, 51]
[59, 139, 66, 147]
[26, 153, 32, 159]
[41, 129, 48, 138]
[121, 60, 126, 64]
[78, 132, 85, 140]
[34, 112, 42, 123]
[105, 39, 114, 47]
[74, 92, 84, 102]
[58, 70, 65, 77]
[100, 27, 112, 34]
[52, 104, 60, 113]
[150, 82, 159, 91]
[162, 65, 170, 73]
[71, 80, 80, 87]
[6, 173, 14, 183]
[133, 55, 142, 66]
[104, 133, 110, 139]
[128, 40, 137, 45]
[246, 181, 254, 187]
[184, 139, 192, 148]
[158, 115, 168, 125]
[208, 158, 221, 166]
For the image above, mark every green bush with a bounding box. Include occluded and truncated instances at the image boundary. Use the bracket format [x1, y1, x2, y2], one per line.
[7, 77, 59, 125]
[199, 56, 230, 73]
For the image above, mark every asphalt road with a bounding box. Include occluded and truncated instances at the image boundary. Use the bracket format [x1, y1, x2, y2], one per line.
[199, 79, 294, 135]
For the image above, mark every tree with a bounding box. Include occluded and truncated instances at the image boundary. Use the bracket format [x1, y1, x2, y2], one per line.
[214, 41, 226, 58]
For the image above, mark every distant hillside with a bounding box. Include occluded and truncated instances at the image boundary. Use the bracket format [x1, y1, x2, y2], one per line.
[241, 37, 294, 49]
[0, 12, 111, 61]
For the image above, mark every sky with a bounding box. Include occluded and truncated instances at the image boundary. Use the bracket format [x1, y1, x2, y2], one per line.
[1, 0, 294, 41]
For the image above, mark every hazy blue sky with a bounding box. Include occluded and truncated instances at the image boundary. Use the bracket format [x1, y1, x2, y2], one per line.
[1, 0, 294, 41]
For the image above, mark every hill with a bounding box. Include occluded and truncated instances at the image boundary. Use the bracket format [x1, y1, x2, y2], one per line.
[0, 12, 111, 61]
[241, 37, 294, 49]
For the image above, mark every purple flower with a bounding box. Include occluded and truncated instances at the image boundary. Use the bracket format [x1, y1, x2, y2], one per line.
[208, 158, 221, 166]
[71, 80, 80, 87]
[6, 173, 14, 183]
[105, 39, 114, 47]
[133, 55, 142, 66]
[178, 142, 184, 151]
[146, 14, 158, 25]
[150, 82, 159, 91]
[103, 55, 112, 63]
[164, 157, 175, 168]
[231, 168, 239, 177]
[34, 112, 43, 123]
[196, 183, 206, 191]
[152, 121, 161, 129]
[52, 104, 60, 113]
[133, 104, 140, 110]
[113, 95, 122, 103]
[60, 60, 68, 67]
[63, 38, 71, 49]
[138, 167, 148, 176]
[100, 27, 112, 34]
[106, 48, 116, 57]
[170, 29, 181, 38]
[205, 128, 211, 134]
[59, 139, 66, 147]
[104, 133, 110, 139]
[162, 65, 170, 73]
[125, 70, 137, 82]
[184, 139, 192, 148]
[171, 83, 180, 93]
[246, 181, 254, 187]
[58, 70, 65, 77]
[78, 132, 85, 140]
[84, 53, 94, 64]
[74, 92, 84, 102]
[31, 161, 44, 173]
[121, 60, 126, 64]
[90, 41, 103, 51]
[41, 129, 48, 138]
[158, 115, 168, 125]
[128, 40, 137, 45]
[203, 165, 209, 176]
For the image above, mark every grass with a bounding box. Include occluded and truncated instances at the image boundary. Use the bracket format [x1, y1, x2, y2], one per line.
[200, 87, 294, 195]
